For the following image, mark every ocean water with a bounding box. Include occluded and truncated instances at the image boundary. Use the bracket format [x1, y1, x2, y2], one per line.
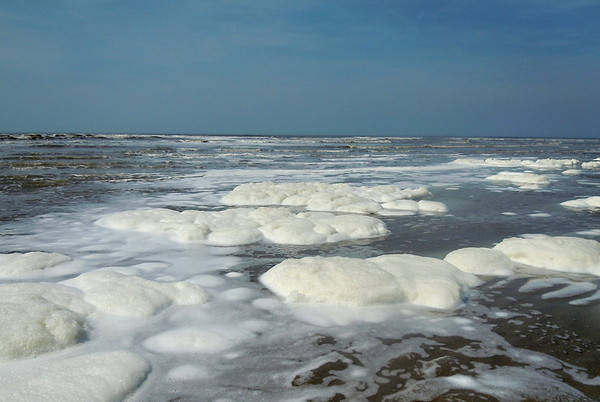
[0, 133, 599, 401]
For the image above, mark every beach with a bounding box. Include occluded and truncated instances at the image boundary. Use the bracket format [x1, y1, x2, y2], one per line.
[1, 133, 599, 401]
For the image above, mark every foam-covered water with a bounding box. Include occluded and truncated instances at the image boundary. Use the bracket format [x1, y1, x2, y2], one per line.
[1, 133, 599, 401]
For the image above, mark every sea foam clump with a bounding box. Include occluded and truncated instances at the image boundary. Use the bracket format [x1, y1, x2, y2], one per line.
[0, 283, 91, 360]
[143, 325, 256, 355]
[63, 271, 209, 317]
[524, 158, 580, 169]
[260, 255, 481, 310]
[379, 199, 449, 215]
[452, 158, 579, 170]
[98, 207, 389, 246]
[493, 236, 600, 275]
[221, 182, 442, 215]
[0, 252, 71, 278]
[485, 171, 549, 189]
[0, 351, 150, 401]
[560, 196, 600, 211]
[444, 247, 514, 276]
[582, 158, 600, 170]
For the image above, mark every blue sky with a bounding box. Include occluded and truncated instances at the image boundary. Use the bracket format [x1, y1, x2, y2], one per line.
[1, 0, 599, 137]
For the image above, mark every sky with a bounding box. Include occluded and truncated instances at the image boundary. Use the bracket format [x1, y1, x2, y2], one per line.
[1, 0, 599, 137]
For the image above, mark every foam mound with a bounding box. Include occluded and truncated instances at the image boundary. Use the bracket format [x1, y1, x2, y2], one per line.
[493, 236, 600, 275]
[452, 158, 579, 170]
[444, 247, 514, 276]
[221, 182, 443, 215]
[525, 158, 579, 169]
[0, 283, 91, 360]
[380, 199, 449, 214]
[485, 172, 549, 189]
[260, 255, 481, 310]
[582, 158, 600, 170]
[0, 252, 71, 278]
[0, 351, 150, 401]
[63, 271, 209, 317]
[97, 207, 390, 246]
[560, 196, 600, 211]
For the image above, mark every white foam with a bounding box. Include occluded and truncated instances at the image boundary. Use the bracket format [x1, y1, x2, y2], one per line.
[260, 257, 401, 306]
[542, 282, 597, 300]
[570, 290, 600, 305]
[221, 182, 444, 215]
[288, 303, 397, 326]
[525, 158, 579, 169]
[370, 254, 482, 309]
[576, 229, 600, 236]
[143, 326, 254, 354]
[438, 367, 588, 400]
[4, 136, 600, 401]
[485, 171, 549, 189]
[62, 270, 209, 317]
[187, 274, 226, 287]
[416, 199, 449, 213]
[444, 247, 514, 276]
[582, 159, 600, 170]
[0, 283, 91, 360]
[494, 235, 600, 275]
[260, 255, 481, 310]
[519, 278, 569, 293]
[97, 207, 390, 246]
[562, 169, 581, 176]
[452, 158, 579, 170]
[0, 252, 71, 278]
[560, 196, 600, 211]
[220, 287, 257, 302]
[144, 328, 233, 354]
[0, 351, 150, 401]
[528, 212, 551, 218]
[451, 158, 525, 168]
[490, 311, 512, 318]
[519, 278, 597, 300]
[167, 364, 211, 381]
[378, 199, 448, 215]
[380, 200, 420, 212]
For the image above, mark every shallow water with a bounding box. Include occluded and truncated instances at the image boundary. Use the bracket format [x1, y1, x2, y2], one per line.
[1, 133, 599, 401]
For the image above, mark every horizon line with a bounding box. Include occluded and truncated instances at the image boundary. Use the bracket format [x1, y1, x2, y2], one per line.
[1, 131, 599, 140]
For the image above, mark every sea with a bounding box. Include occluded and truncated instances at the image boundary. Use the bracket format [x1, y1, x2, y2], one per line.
[0, 133, 599, 401]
